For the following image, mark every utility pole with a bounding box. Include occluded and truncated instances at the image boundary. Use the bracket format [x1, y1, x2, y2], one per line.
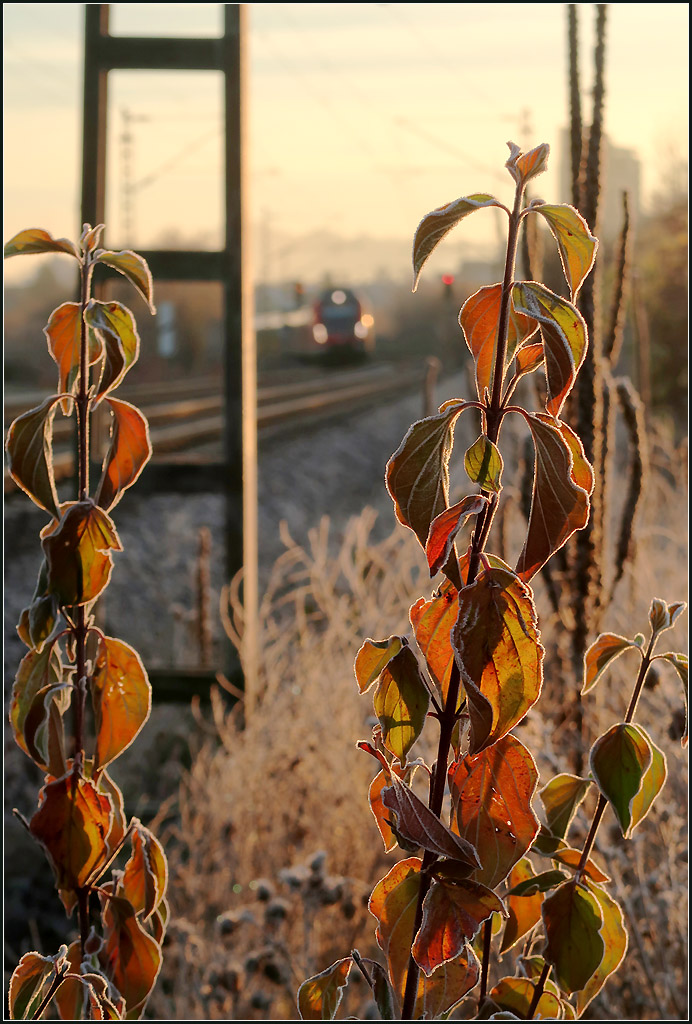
[120, 107, 148, 245]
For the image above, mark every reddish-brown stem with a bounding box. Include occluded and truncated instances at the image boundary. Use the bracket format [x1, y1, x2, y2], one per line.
[73, 254, 94, 957]
[478, 917, 493, 1010]
[29, 962, 69, 1022]
[400, 176, 526, 1020]
[526, 960, 551, 1020]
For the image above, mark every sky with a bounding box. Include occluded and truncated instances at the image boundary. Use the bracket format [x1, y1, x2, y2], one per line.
[3, 3, 689, 287]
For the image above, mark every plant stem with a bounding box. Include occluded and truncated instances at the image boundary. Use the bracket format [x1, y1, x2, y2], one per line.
[526, 961, 551, 1020]
[478, 917, 493, 1010]
[400, 177, 526, 1020]
[73, 255, 93, 957]
[576, 632, 657, 879]
[30, 963, 68, 1021]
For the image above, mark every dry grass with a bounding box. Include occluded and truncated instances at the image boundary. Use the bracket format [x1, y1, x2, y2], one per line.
[151, 451, 687, 1020]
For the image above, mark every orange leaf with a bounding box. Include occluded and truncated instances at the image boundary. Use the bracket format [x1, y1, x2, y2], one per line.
[515, 414, 593, 582]
[448, 733, 540, 889]
[410, 580, 459, 702]
[354, 636, 404, 694]
[413, 877, 505, 976]
[452, 567, 544, 755]
[101, 894, 162, 1017]
[506, 142, 550, 185]
[500, 858, 544, 954]
[44, 303, 103, 413]
[425, 495, 487, 577]
[41, 501, 122, 606]
[29, 775, 112, 913]
[120, 821, 168, 920]
[369, 859, 479, 1017]
[95, 399, 152, 511]
[92, 636, 152, 769]
[459, 284, 538, 400]
[297, 958, 352, 1020]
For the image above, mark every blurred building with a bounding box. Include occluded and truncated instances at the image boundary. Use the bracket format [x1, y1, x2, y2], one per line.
[558, 128, 642, 241]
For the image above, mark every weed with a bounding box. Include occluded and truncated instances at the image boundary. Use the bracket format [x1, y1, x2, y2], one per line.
[296, 143, 687, 1021]
[5, 226, 168, 1019]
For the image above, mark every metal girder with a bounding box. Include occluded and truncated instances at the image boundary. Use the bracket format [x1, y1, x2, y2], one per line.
[80, 4, 257, 704]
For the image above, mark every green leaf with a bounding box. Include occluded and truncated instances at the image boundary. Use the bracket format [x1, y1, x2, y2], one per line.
[4, 227, 79, 260]
[373, 646, 430, 766]
[354, 636, 404, 694]
[448, 733, 540, 889]
[538, 773, 592, 842]
[629, 727, 667, 832]
[488, 977, 562, 1021]
[512, 282, 588, 418]
[10, 643, 63, 762]
[85, 299, 141, 402]
[542, 880, 605, 994]
[582, 633, 639, 695]
[464, 435, 503, 493]
[531, 203, 598, 299]
[8, 946, 68, 1020]
[452, 567, 544, 755]
[576, 882, 628, 1015]
[412, 878, 505, 977]
[16, 560, 58, 651]
[42, 501, 122, 607]
[92, 636, 152, 770]
[505, 869, 568, 898]
[22, 681, 70, 777]
[516, 413, 593, 582]
[6, 397, 62, 518]
[589, 723, 653, 838]
[381, 775, 481, 868]
[353, 957, 397, 1020]
[95, 398, 152, 511]
[657, 652, 688, 747]
[413, 194, 505, 291]
[425, 494, 487, 577]
[94, 249, 156, 313]
[386, 401, 469, 556]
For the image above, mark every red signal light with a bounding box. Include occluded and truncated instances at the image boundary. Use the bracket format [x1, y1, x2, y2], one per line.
[441, 274, 455, 286]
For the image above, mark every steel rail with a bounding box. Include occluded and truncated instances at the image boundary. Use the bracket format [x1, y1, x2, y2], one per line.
[4, 363, 424, 493]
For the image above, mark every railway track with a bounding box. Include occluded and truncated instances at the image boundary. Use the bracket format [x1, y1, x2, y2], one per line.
[4, 361, 426, 493]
